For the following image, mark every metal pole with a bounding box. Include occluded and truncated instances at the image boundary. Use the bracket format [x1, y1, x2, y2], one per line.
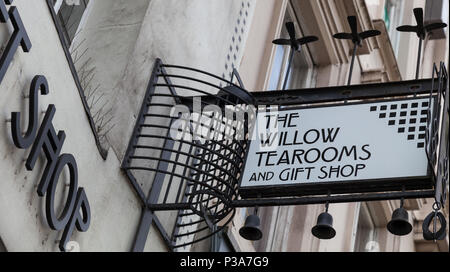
[131, 208, 154, 252]
[416, 38, 423, 80]
[348, 43, 358, 86]
[282, 49, 295, 90]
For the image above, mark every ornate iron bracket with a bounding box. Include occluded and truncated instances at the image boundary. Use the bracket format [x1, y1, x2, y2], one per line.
[121, 59, 255, 251]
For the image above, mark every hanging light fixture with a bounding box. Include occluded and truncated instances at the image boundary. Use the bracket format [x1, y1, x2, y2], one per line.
[387, 197, 413, 236]
[312, 201, 336, 240]
[239, 207, 263, 241]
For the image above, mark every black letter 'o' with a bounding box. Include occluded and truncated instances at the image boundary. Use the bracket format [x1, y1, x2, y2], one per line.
[304, 129, 320, 144]
[322, 147, 338, 162]
[46, 154, 78, 231]
[305, 148, 321, 163]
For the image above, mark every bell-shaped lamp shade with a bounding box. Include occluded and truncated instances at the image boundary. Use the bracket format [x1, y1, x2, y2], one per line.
[312, 212, 336, 240]
[239, 214, 263, 241]
[387, 207, 413, 236]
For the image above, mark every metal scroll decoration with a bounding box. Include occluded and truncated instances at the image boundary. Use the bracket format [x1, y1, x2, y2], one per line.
[423, 62, 449, 241]
[122, 59, 255, 250]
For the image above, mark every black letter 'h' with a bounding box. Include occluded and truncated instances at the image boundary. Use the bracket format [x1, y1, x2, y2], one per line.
[26, 105, 66, 197]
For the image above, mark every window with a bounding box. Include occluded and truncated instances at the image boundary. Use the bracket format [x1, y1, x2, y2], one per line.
[384, 0, 405, 58]
[53, 0, 90, 46]
[268, 3, 316, 91]
[354, 203, 380, 252]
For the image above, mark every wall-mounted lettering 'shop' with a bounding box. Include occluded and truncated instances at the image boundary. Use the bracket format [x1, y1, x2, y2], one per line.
[396, 8, 447, 79]
[333, 16, 381, 86]
[272, 22, 318, 90]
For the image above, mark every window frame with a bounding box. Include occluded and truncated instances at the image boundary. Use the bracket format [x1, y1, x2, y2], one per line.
[53, 0, 90, 47]
[384, 0, 405, 58]
[45, 0, 108, 159]
[266, 1, 317, 91]
[353, 202, 380, 252]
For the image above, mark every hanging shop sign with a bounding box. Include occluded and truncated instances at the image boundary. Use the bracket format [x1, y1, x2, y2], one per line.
[239, 97, 436, 198]
[1, 0, 90, 252]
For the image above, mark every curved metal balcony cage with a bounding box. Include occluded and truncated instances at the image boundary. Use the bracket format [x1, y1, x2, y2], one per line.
[122, 58, 255, 250]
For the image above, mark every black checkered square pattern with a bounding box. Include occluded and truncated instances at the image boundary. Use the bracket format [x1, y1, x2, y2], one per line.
[370, 100, 430, 149]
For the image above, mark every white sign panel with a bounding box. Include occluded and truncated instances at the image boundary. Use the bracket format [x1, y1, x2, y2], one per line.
[240, 98, 432, 190]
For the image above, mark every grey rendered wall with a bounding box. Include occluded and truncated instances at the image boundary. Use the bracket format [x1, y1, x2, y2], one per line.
[72, 0, 256, 160]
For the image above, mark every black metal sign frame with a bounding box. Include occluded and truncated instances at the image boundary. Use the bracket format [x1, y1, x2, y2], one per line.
[122, 59, 254, 251]
[235, 64, 448, 208]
